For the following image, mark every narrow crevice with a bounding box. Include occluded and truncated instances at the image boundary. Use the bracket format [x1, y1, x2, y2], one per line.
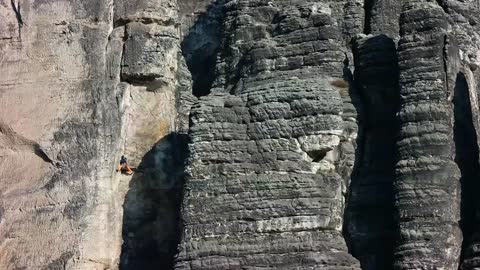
[113, 19, 128, 29]
[363, 0, 375, 34]
[436, 0, 449, 14]
[113, 17, 177, 29]
[341, 55, 365, 260]
[120, 133, 188, 270]
[10, 0, 24, 41]
[344, 34, 399, 270]
[181, 1, 223, 97]
[188, 51, 217, 97]
[443, 34, 452, 95]
[453, 72, 480, 269]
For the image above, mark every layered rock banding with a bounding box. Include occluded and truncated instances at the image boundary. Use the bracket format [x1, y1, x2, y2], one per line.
[175, 1, 360, 269]
[3, 0, 480, 269]
[394, 1, 462, 269]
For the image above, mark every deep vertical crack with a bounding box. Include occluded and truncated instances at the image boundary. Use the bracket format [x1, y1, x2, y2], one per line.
[363, 0, 375, 34]
[344, 34, 399, 270]
[181, 1, 224, 97]
[453, 72, 480, 269]
[10, 0, 24, 41]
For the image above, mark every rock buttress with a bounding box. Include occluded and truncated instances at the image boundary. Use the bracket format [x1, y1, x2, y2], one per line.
[393, 1, 462, 269]
[435, 2, 480, 268]
[175, 1, 361, 269]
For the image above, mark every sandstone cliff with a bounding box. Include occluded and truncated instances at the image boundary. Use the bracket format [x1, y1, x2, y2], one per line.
[2, 0, 480, 270]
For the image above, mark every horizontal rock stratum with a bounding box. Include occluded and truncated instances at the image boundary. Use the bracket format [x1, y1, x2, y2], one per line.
[2, 0, 480, 269]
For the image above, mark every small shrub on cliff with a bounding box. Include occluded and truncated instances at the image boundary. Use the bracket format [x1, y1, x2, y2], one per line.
[330, 79, 350, 96]
[330, 79, 349, 89]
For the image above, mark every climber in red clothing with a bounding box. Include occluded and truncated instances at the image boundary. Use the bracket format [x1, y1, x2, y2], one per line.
[116, 155, 133, 175]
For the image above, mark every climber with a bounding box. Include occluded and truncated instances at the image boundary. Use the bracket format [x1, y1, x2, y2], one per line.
[117, 155, 133, 175]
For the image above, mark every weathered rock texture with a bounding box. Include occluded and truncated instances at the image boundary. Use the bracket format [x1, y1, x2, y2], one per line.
[364, 0, 402, 39]
[4, 0, 480, 269]
[0, 0, 188, 269]
[1, 1, 124, 268]
[175, 1, 361, 269]
[394, 1, 462, 268]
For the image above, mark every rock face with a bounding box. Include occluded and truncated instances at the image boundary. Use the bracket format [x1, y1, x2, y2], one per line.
[3, 0, 480, 269]
[394, 1, 462, 268]
[0, 0, 186, 269]
[175, 1, 360, 268]
[0, 1, 124, 268]
[364, 0, 402, 39]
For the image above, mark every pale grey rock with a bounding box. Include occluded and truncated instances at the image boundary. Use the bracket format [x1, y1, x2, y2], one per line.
[122, 21, 180, 84]
[0, 0, 185, 269]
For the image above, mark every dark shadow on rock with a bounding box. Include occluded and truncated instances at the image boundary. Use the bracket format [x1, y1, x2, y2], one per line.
[120, 132, 189, 270]
[343, 34, 399, 270]
[363, 0, 374, 34]
[181, 1, 224, 97]
[341, 50, 365, 259]
[453, 72, 480, 265]
[33, 145, 53, 163]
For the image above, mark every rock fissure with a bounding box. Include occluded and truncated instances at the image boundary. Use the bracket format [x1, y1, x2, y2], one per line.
[181, 1, 224, 98]
[344, 33, 399, 270]
[454, 72, 480, 270]
[10, 0, 23, 40]
[363, 0, 374, 34]
[117, 3, 188, 269]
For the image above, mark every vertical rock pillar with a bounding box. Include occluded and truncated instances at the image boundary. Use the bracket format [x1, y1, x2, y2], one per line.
[394, 1, 462, 269]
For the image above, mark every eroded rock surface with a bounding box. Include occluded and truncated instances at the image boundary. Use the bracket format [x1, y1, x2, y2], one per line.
[4, 0, 480, 269]
[175, 1, 361, 269]
[0, 1, 123, 268]
[0, 0, 186, 269]
[394, 1, 461, 268]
